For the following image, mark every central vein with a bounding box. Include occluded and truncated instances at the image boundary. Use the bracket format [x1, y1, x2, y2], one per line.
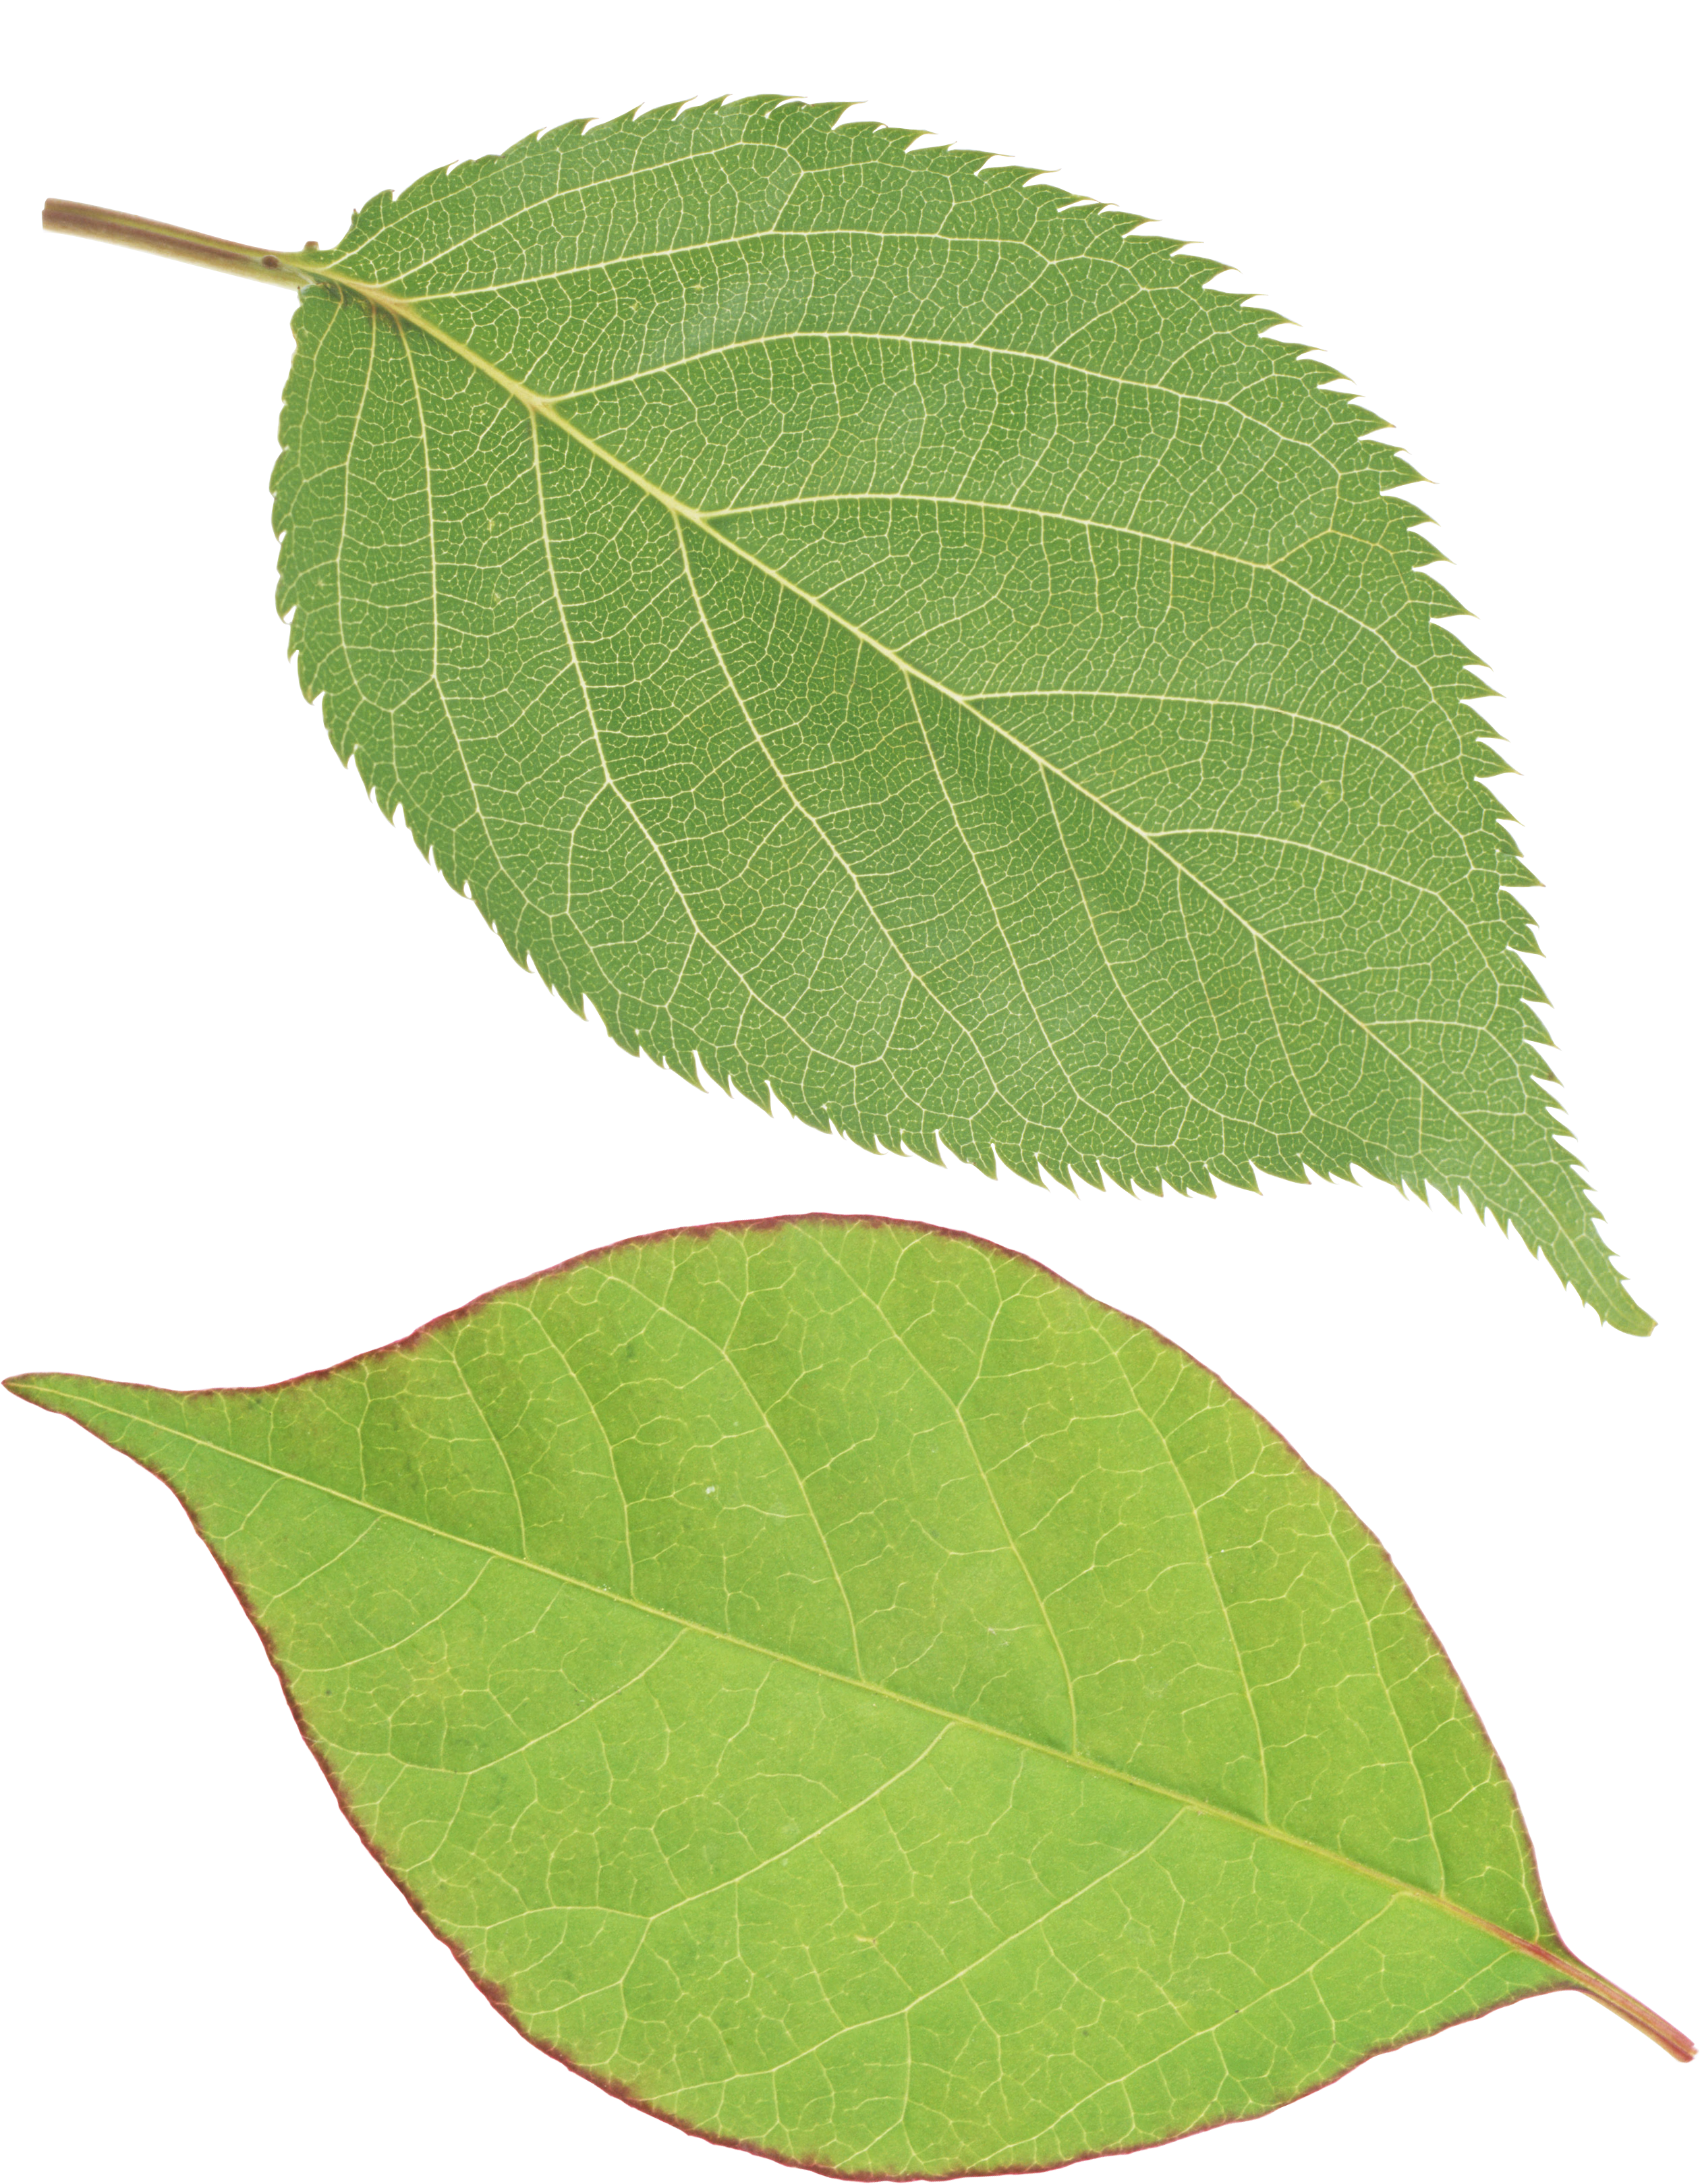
[46, 1380, 1597, 1988]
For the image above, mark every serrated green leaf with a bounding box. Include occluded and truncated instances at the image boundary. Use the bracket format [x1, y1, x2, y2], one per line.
[10, 1216, 1683, 2177]
[249, 99, 1639, 1329]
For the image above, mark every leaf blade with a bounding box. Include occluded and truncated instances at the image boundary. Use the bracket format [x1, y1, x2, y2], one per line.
[273, 102, 1645, 1328]
[11, 1217, 1682, 2175]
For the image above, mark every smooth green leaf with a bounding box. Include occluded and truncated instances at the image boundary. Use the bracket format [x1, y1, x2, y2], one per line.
[10, 1216, 1682, 2177]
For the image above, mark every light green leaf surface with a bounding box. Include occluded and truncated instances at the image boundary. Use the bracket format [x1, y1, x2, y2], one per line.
[11, 1218, 1682, 2177]
[260, 100, 1643, 1329]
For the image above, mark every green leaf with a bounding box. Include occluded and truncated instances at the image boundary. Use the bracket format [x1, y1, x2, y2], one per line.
[257, 99, 1643, 1329]
[9, 1216, 1683, 2177]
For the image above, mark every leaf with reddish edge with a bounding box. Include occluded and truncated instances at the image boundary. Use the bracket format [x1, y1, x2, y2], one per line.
[8, 1216, 1686, 2177]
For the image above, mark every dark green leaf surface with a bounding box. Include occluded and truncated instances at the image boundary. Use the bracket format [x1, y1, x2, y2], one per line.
[11, 1218, 1681, 2177]
[270, 101, 1644, 1330]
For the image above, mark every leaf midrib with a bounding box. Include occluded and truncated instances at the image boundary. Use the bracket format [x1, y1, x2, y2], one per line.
[30, 1376, 1588, 1997]
[294, 260, 1598, 1290]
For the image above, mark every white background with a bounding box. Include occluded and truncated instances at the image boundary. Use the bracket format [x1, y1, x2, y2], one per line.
[3, 2, 1693, 2176]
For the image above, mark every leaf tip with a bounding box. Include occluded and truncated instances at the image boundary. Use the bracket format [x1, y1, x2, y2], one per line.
[3, 1370, 89, 1417]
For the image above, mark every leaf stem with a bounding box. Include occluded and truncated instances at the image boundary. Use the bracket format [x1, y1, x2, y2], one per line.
[41, 199, 306, 287]
[1545, 1954, 1695, 2062]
